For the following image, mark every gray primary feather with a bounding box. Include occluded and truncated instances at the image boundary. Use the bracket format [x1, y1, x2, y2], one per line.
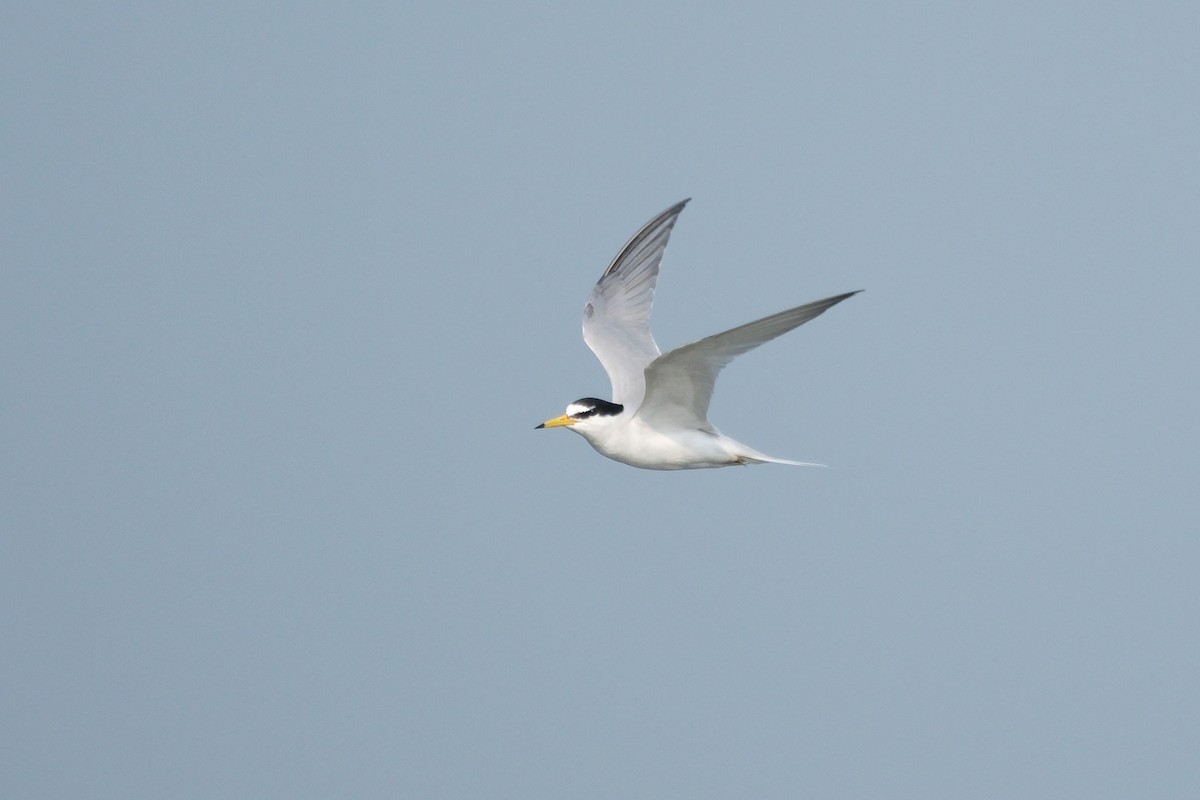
[635, 291, 861, 430]
[582, 200, 690, 408]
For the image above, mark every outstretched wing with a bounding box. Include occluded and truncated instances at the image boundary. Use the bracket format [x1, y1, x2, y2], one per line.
[635, 291, 861, 430]
[582, 200, 690, 408]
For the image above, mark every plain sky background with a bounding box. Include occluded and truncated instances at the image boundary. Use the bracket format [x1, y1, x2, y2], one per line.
[3, 3, 1198, 798]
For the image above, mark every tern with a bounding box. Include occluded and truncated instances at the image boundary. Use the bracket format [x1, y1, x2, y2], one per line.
[537, 199, 858, 470]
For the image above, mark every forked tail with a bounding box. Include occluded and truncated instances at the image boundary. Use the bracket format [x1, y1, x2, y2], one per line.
[733, 443, 826, 467]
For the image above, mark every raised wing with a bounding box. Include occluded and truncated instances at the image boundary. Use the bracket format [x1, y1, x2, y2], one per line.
[635, 291, 861, 430]
[582, 200, 690, 408]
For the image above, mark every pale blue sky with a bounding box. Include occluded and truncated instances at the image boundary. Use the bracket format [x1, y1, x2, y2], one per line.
[3, 3, 1198, 798]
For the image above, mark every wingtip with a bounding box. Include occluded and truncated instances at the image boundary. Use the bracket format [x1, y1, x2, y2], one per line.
[825, 289, 863, 306]
[664, 198, 691, 215]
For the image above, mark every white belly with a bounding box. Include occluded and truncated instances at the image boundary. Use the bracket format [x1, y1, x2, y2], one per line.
[582, 419, 743, 470]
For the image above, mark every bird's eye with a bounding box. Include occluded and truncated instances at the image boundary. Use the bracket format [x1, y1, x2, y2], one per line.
[565, 401, 596, 418]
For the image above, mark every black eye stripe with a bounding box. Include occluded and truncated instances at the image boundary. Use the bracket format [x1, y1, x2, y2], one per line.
[569, 398, 624, 419]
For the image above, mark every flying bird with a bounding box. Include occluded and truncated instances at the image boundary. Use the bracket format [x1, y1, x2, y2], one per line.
[537, 200, 858, 470]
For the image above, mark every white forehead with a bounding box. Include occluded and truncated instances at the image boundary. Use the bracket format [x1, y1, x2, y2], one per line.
[566, 401, 595, 416]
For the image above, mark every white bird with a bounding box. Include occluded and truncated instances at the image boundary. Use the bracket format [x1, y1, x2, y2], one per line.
[537, 199, 859, 470]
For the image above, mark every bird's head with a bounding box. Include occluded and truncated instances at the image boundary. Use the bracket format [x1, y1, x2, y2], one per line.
[536, 398, 625, 434]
